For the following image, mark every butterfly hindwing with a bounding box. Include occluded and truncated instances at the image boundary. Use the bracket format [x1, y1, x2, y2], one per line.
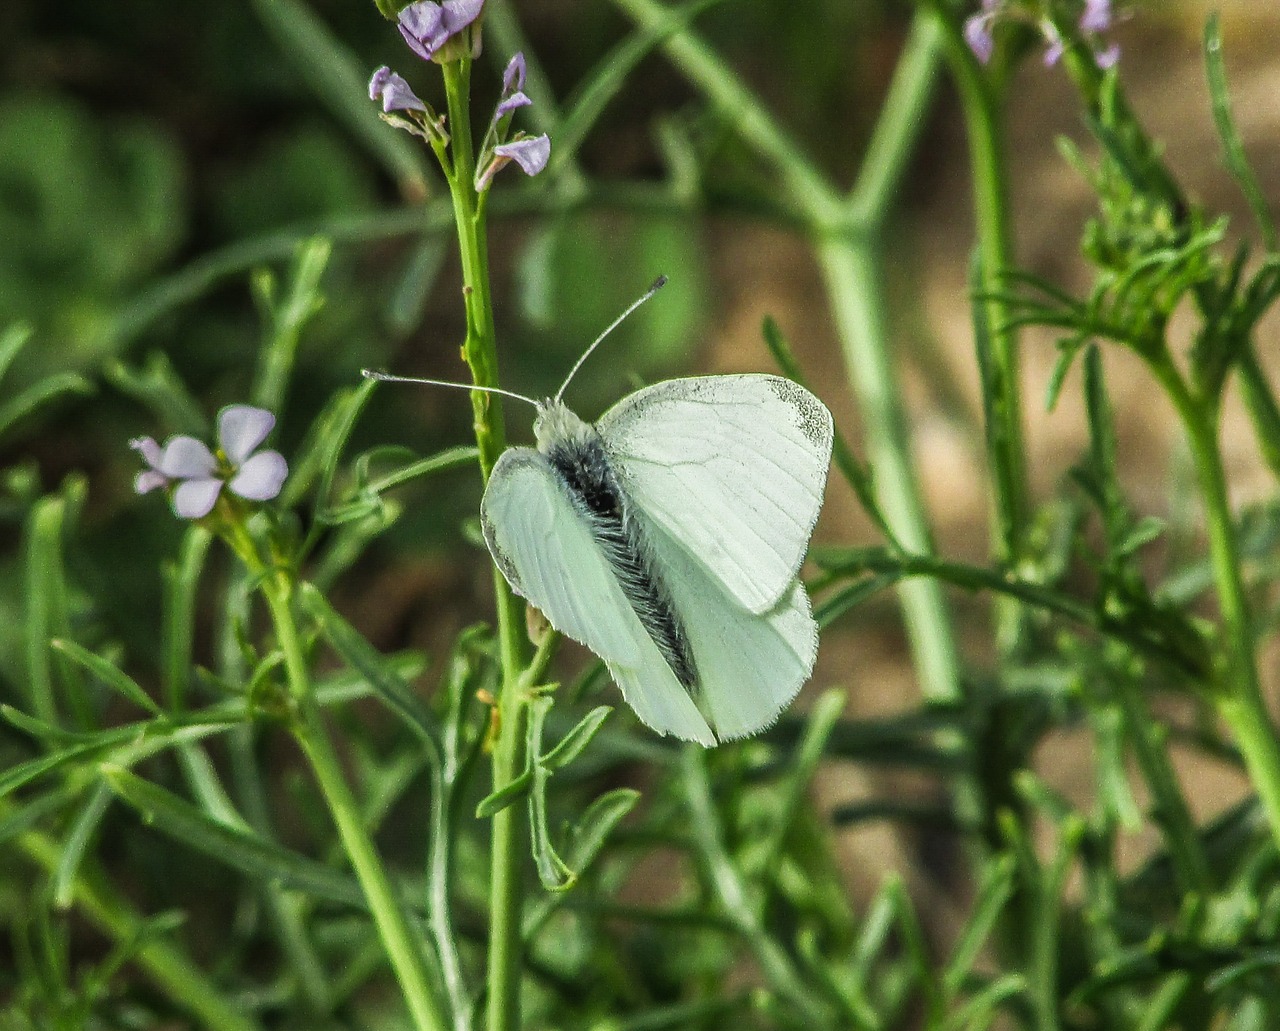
[644, 517, 818, 740]
[481, 447, 714, 745]
[595, 375, 833, 614]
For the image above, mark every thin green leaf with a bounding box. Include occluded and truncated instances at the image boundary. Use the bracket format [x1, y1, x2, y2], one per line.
[0, 374, 94, 440]
[300, 582, 441, 760]
[943, 855, 1016, 996]
[541, 706, 613, 772]
[813, 572, 902, 628]
[757, 690, 843, 873]
[49, 640, 162, 717]
[52, 783, 113, 909]
[103, 765, 371, 910]
[1204, 14, 1276, 250]
[474, 769, 534, 819]
[252, 237, 331, 414]
[105, 352, 208, 436]
[0, 321, 33, 385]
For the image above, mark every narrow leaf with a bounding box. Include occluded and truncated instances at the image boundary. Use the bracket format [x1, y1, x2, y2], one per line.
[50, 640, 162, 717]
[103, 765, 371, 910]
[300, 582, 440, 760]
[541, 706, 612, 772]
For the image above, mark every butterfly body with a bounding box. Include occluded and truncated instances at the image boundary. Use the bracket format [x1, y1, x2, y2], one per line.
[481, 374, 833, 745]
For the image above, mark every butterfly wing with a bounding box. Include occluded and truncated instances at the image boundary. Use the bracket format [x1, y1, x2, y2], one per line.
[481, 448, 715, 745]
[644, 517, 818, 740]
[595, 375, 833, 614]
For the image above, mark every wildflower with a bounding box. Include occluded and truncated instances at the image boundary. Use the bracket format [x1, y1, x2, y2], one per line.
[369, 66, 426, 113]
[963, 0, 999, 65]
[132, 405, 288, 519]
[963, 0, 1119, 69]
[397, 0, 485, 64]
[474, 52, 550, 191]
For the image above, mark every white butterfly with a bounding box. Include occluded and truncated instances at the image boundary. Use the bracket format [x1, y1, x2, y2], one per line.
[480, 373, 833, 745]
[366, 280, 833, 745]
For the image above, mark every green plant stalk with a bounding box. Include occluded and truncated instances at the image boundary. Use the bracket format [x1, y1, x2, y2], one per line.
[818, 239, 961, 703]
[229, 514, 446, 1031]
[8, 800, 262, 1031]
[440, 56, 528, 1031]
[931, 3, 1029, 641]
[1149, 360, 1280, 851]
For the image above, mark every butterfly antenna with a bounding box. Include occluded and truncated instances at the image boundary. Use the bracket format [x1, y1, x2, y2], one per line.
[553, 275, 668, 402]
[362, 369, 539, 409]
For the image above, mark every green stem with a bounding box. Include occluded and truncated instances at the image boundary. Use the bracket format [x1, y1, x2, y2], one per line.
[8, 801, 262, 1031]
[256, 568, 445, 1031]
[440, 56, 528, 1031]
[1150, 358, 1280, 851]
[818, 239, 961, 704]
[932, 3, 1029, 627]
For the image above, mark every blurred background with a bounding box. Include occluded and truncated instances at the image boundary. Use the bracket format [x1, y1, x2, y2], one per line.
[1, 0, 1279, 993]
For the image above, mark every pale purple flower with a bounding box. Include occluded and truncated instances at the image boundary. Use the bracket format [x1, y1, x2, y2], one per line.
[474, 52, 550, 191]
[132, 405, 288, 519]
[502, 52, 526, 94]
[369, 66, 425, 113]
[963, 10, 997, 64]
[1080, 0, 1112, 33]
[398, 0, 485, 62]
[494, 135, 549, 176]
[963, 0, 1119, 69]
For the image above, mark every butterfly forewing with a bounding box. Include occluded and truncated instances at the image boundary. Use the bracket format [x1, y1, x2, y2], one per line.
[481, 447, 715, 744]
[595, 375, 833, 614]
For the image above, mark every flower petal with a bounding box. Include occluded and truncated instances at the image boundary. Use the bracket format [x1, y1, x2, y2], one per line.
[494, 90, 532, 121]
[1080, 0, 1111, 33]
[219, 405, 276, 463]
[370, 66, 426, 112]
[229, 450, 288, 502]
[399, 2, 446, 60]
[502, 52, 526, 93]
[159, 436, 217, 479]
[130, 436, 164, 470]
[173, 478, 223, 519]
[135, 469, 169, 494]
[963, 14, 995, 64]
[440, 0, 484, 35]
[1096, 43, 1120, 69]
[494, 134, 550, 176]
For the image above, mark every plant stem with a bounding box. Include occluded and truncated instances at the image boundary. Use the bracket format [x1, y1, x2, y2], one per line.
[440, 56, 528, 1031]
[258, 569, 446, 1031]
[818, 239, 961, 704]
[1150, 358, 1280, 852]
[930, 2, 1029, 645]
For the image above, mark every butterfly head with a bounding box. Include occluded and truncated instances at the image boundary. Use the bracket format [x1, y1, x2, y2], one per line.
[533, 398, 593, 455]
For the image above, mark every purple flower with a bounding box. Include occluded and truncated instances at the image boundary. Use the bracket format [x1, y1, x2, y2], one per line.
[474, 52, 550, 191]
[369, 66, 425, 113]
[963, 0, 1119, 70]
[398, 0, 485, 63]
[132, 405, 288, 519]
[1080, 0, 1112, 33]
[963, 12, 996, 64]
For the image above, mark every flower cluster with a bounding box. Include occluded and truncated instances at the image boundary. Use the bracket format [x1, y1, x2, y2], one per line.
[132, 405, 288, 519]
[965, 0, 1119, 69]
[368, 0, 549, 190]
[474, 54, 551, 191]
